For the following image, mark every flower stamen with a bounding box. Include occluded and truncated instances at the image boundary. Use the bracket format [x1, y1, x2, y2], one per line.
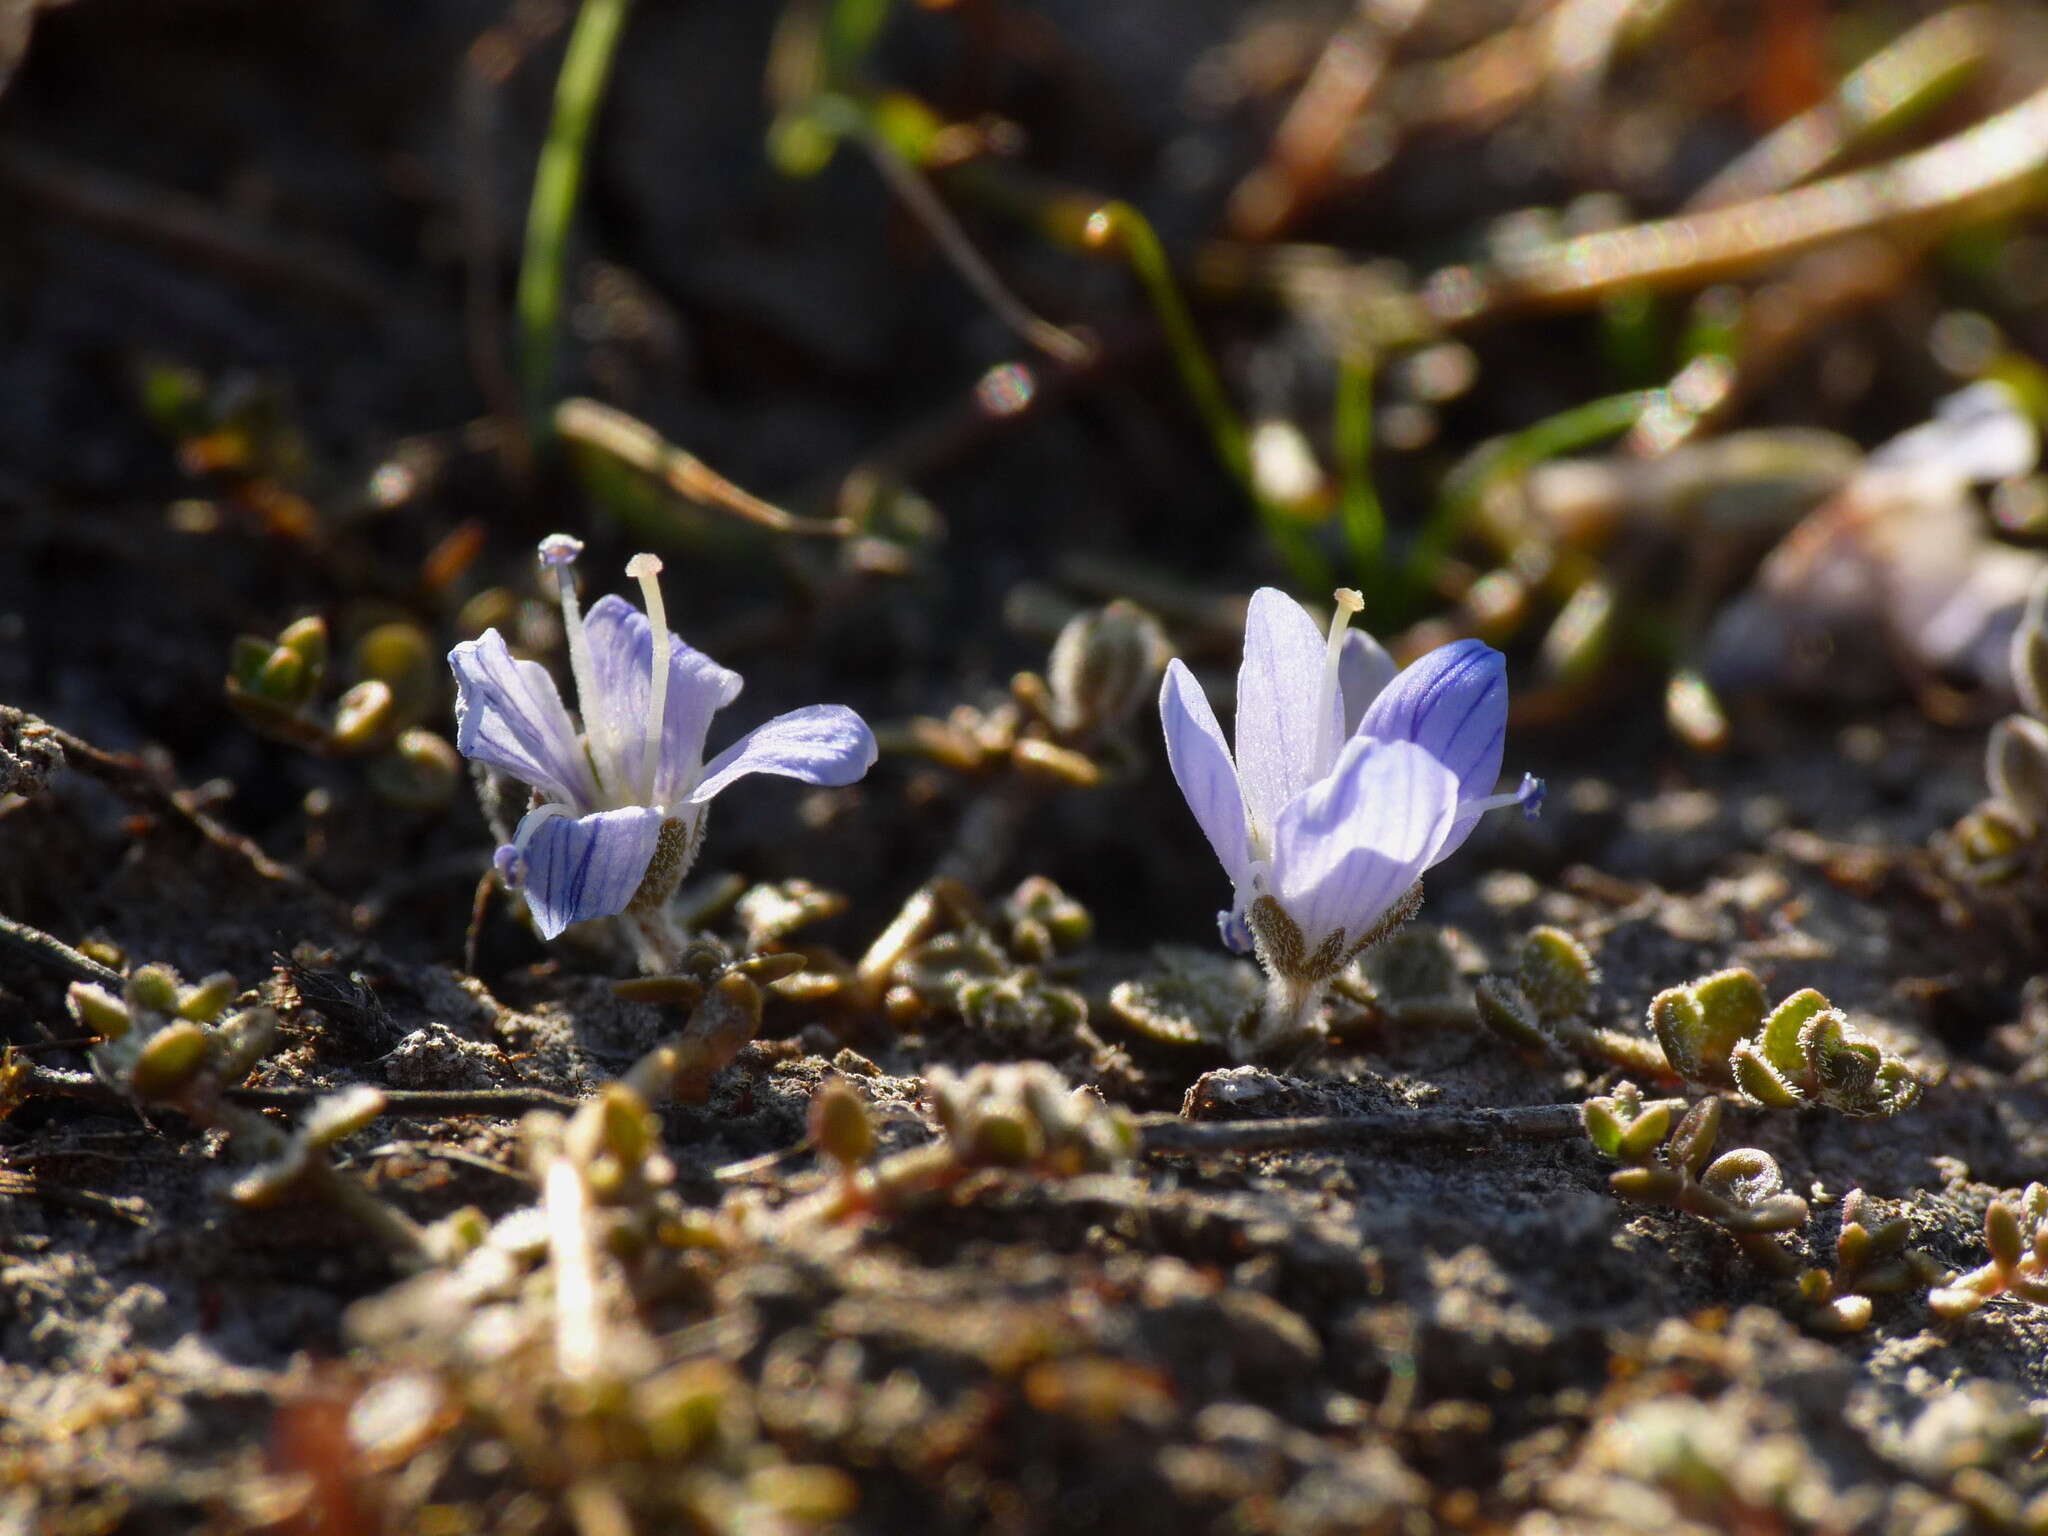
[1315, 588, 1365, 774]
[625, 553, 669, 804]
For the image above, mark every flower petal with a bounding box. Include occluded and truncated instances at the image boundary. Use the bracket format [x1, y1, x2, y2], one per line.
[517, 804, 666, 939]
[1338, 629, 1397, 737]
[1269, 737, 1458, 951]
[687, 704, 877, 804]
[1357, 636, 1507, 820]
[1235, 587, 1342, 839]
[449, 630, 597, 808]
[582, 594, 744, 804]
[1160, 659, 1252, 887]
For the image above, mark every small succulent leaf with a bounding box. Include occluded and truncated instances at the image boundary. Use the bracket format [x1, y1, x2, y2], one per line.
[1582, 1099, 1627, 1160]
[1863, 1058, 1922, 1117]
[1617, 1104, 1675, 1164]
[1610, 1165, 1679, 1203]
[212, 1008, 280, 1083]
[67, 983, 130, 1039]
[1988, 714, 2048, 827]
[1669, 1097, 1722, 1178]
[176, 973, 240, 1023]
[2011, 577, 2048, 718]
[1689, 968, 1768, 1069]
[1928, 1285, 1988, 1320]
[1856, 1261, 1916, 1296]
[128, 1021, 211, 1100]
[1815, 1295, 1873, 1332]
[1759, 988, 1829, 1077]
[1648, 986, 1707, 1081]
[1987, 1198, 2027, 1270]
[1515, 926, 1598, 1022]
[2004, 1271, 2048, 1305]
[302, 1085, 388, 1148]
[1700, 1145, 1783, 1203]
[126, 964, 183, 1016]
[1836, 1221, 1873, 1272]
[1717, 1193, 1809, 1234]
[811, 1080, 876, 1168]
[1729, 1039, 1805, 1109]
[1475, 976, 1548, 1051]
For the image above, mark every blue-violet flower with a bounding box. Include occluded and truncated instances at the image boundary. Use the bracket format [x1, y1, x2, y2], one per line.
[451, 535, 876, 953]
[1159, 586, 1540, 1053]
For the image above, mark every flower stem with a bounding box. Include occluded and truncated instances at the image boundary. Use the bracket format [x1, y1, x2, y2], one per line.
[1250, 971, 1329, 1060]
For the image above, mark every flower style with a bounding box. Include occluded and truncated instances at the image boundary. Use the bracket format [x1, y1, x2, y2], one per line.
[450, 535, 876, 949]
[1159, 587, 1539, 1053]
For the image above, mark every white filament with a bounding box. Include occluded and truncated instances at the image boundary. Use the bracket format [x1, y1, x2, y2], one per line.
[545, 544, 617, 802]
[1315, 589, 1365, 774]
[626, 553, 669, 803]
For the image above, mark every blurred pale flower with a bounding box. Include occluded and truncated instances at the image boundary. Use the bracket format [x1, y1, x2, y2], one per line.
[451, 535, 875, 942]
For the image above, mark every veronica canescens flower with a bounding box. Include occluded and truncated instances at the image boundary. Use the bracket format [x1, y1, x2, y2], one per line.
[1159, 587, 1539, 1053]
[450, 535, 876, 954]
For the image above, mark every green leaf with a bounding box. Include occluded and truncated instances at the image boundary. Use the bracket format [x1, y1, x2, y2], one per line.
[1758, 987, 1828, 1077]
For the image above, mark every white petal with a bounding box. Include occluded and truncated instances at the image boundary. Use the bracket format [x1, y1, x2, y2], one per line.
[1269, 737, 1458, 950]
[1235, 588, 1340, 841]
[1159, 659, 1252, 886]
[449, 631, 597, 809]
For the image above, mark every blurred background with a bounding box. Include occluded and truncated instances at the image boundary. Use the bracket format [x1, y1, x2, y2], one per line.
[4, 0, 2048, 951]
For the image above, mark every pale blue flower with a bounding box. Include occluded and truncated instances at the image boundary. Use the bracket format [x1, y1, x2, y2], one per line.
[451, 536, 876, 941]
[1159, 588, 1539, 993]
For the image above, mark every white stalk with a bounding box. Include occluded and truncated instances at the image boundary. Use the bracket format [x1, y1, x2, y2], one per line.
[1314, 588, 1365, 776]
[542, 538, 617, 803]
[625, 553, 670, 804]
